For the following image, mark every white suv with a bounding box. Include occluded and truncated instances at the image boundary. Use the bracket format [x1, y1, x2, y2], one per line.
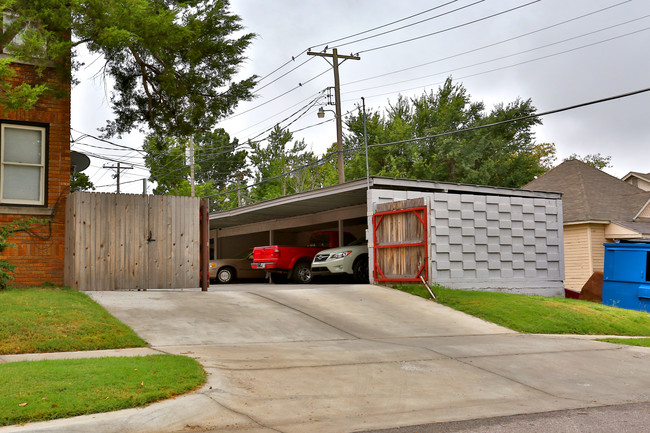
[311, 237, 368, 283]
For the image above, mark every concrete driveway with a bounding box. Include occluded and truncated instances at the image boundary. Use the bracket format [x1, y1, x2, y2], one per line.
[8, 284, 650, 433]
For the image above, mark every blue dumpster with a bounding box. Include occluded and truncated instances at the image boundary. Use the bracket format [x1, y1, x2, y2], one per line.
[602, 240, 650, 312]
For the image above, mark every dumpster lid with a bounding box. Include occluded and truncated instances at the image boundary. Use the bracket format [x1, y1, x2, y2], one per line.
[617, 238, 650, 244]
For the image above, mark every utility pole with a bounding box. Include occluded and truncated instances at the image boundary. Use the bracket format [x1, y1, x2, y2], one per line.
[362, 97, 369, 190]
[308, 48, 360, 184]
[103, 162, 133, 193]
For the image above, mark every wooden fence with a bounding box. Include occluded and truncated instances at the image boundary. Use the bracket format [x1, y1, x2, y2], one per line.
[372, 198, 428, 282]
[65, 192, 200, 290]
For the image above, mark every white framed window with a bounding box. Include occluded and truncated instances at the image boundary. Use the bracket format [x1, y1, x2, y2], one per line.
[0, 123, 46, 205]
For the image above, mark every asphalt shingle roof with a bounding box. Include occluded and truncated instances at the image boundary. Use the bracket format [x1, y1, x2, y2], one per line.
[523, 159, 650, 223]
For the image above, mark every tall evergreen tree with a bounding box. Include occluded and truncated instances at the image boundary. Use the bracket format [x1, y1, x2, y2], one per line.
[1, 0, 256, 137]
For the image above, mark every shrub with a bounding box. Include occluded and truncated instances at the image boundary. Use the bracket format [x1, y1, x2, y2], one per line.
[0, 218, 46, 289]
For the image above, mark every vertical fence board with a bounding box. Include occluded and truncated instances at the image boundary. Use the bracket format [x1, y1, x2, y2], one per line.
[65, 192, 199, 290]
[63, 192, 76, 288]
[373, 198, 428, 282]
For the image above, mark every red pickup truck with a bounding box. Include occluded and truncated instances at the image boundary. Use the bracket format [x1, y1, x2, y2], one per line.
[252, 231, 355, 283]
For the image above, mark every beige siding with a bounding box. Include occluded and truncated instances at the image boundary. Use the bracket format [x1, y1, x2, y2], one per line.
[590, 224, 606, 272]
[563, 223, 606, 291]
[638, 201, 650, 218]
[638, 178, 650, 191]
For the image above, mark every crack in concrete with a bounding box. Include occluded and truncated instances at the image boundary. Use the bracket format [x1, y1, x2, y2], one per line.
[205, 393, 286, 433]
[250, 292, 362, 340]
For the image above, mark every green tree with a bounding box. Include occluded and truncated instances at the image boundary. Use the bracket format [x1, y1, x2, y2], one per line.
[0, 0, 71, 110]
[248, 126, 328, 202]
[1, 0, 255, 137]
[564, 153, 612, 170]
[143, 129, 247, 210]
[342, 78, 550, 188]
[70, 171, 95, 192]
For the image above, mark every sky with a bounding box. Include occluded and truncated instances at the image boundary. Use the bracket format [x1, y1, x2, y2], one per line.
[70, 0, 650, 194]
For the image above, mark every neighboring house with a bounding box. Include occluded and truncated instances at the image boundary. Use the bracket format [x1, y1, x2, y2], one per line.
[0, 59, 70, 286]
[622, 171, 650, 191]
[524, 160, 650, 291]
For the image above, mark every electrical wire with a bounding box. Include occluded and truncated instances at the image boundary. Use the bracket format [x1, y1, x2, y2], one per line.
[232, 90, 326, 136]
[344, 26, 650, 102]
[70, 128, 145, 154]
[201, 86, 650, 200]
[254, 0, 462, 84]
[226, 68, 329, 120]
[245, 94, 325, 142]
[358, 0, 541, 54]
[343, 0, 633, 87]
[224, 0, 539, 129]
[336, 0, 485, 50]
[344, 22, 650, 95]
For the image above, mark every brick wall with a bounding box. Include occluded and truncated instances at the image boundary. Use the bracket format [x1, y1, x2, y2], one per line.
[0, 62, 70, 286]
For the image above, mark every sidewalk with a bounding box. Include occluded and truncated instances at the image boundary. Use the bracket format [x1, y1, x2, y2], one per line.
[1, 284, 649, 433]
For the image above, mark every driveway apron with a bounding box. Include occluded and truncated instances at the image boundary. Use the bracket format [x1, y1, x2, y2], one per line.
[7, 284, 648, 433]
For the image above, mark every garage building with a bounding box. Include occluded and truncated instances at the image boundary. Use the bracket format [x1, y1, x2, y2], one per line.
[209, 177, 564, 296]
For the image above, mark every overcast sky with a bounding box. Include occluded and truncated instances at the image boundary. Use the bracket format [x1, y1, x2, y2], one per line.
[71, 0, 650, 194]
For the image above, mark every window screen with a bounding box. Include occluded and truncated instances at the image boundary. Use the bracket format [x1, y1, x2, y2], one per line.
[1, 124, 46, 205]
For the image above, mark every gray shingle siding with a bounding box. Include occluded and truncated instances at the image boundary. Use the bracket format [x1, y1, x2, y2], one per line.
[369, 188, 564, 296]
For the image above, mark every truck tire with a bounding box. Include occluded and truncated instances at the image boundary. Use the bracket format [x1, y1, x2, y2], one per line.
[292, 261, 312, 284]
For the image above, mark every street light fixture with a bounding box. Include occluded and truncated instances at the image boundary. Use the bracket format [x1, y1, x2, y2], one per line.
[317, 106, 334, 119]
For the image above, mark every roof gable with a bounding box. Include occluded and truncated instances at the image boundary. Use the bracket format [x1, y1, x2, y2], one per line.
[523, 160, 650, 223]
[622, 171, 650, 183]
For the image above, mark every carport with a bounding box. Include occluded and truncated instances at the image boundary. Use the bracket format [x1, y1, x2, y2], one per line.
[209, 176, 564, 295]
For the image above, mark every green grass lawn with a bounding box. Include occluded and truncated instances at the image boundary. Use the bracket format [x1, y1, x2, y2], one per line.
[596, 337, 650, 347]
[395, 284, 650, 336]
[0, 286, 206, 427]
[0, 355, 205, 426]
[0, 286, 146, 354]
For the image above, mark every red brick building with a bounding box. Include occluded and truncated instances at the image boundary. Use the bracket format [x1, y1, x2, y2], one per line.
[0, 62, 70, 286]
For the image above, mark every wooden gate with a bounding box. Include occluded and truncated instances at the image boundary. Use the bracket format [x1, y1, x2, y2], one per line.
[65, 192, 200, 290]
[373, 198, 428, 282]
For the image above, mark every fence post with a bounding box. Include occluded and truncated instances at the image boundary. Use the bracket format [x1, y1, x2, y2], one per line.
[200, 199, 209, 291]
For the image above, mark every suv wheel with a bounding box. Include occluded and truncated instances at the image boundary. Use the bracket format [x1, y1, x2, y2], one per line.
[292, 261, 312, 284]
[353, 256, 369, 283]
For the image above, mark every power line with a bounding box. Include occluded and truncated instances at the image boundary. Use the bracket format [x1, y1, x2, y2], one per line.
[344, 22, 650, 95]
[255, 57, 316, 93]
[201, 86, 650, 200]
[70, 128, 145, 154]
[358, 0, 541, 54]
[223, 1, 540, 128]
[344, 26, 650, 101]
[232, 90, 325, 136]
[343, 1, 634, 87]
[336, 0, 485, 50]
[245, 94, 325, 142]
[226, 68, 329, 120]
[313, 0, 460, 50]
[366, 87, 650, 149]
[254, 0, 462, 84]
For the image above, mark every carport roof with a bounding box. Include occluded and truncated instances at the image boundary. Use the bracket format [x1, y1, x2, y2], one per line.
[209, 176, 561, 229]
